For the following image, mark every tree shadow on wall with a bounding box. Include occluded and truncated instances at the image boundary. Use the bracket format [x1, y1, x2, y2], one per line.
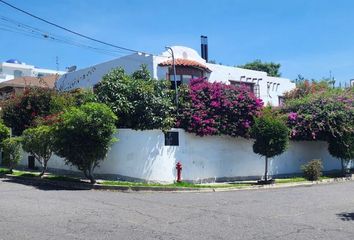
[141, 133, 177, 181]
[336, 212, 354, 221]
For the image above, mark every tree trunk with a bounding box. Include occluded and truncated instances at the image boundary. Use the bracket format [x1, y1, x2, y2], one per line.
[87, 162, 96, 184]
[39, 161, 48, 178]
[87, 169, 96, 184]
[83, 169, 89, 179]
[264, 157, 268, 182]
[88, 174, 96, 184]
[341, 158, 345, 176]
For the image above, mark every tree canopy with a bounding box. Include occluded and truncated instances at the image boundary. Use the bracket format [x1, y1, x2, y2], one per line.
[53, 102, 117, 183]
[238, 60, 281, 77]
[1, 137, 22, 173]
[95, 67, 175, 131]
[22, 125, 55, 177]
[250, 110, 289, 182]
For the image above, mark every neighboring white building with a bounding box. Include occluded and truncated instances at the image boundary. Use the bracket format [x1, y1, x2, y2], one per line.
[56, 46, 295, 106]
[0, 59, 66, 83]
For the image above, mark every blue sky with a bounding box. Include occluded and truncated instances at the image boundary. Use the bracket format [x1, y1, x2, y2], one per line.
[1, 0, 354, 85]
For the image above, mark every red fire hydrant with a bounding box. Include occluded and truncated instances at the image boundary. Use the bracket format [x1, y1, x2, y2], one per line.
[176, 162, 182, 182]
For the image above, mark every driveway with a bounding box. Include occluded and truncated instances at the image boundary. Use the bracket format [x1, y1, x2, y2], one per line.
[0, 179, 353, 240]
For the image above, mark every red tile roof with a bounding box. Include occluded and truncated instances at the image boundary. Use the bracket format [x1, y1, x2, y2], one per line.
[0, 75, 59, 89]
[159, 58, 211, 72]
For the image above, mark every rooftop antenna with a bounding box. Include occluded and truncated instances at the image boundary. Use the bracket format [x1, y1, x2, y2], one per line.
[56, 56, 59, 71]
[66, 65, 77, 72]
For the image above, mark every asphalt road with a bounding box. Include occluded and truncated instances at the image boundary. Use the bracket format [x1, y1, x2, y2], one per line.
[0, 179, 354, 240]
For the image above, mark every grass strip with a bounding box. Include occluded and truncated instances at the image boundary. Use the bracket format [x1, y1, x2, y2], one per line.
[100, 180, 253, 188]
[0, 167, 348, 189]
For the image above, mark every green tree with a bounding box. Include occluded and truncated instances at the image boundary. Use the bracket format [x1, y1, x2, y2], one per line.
[0, 122, 10, 144]
[251, 110, 289, 182]
[22, 126, 55, 177]
[238, 60, 281, 77]
[131, 64, 151, 80]
[53, 103, 117, 183]
[1, 137, 22, 173]
[96, 67, 175, 131]
[71, 89, 97, 106]
[328, 132, 354, 175]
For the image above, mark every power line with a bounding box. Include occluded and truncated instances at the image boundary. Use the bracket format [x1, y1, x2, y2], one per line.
[0, 22, 158, 66]
[0, 23, 121, 57]
[0, 15, 128, 57]
[0, 0, 143, 54]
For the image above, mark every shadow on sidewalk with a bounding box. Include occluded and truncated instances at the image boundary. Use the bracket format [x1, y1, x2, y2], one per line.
[1, 177, 93, 191]
[336, 212, 354, 221]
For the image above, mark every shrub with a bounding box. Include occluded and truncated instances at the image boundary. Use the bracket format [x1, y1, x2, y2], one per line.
[177, 78, 263, 137]
[250, 109, 289, 182]
[1, 137, 22, 173]
[53, 103, 117, 183]
[22, 125, 55, 177]
[95, 67, 175, 131]
[302, 159, 323, 181]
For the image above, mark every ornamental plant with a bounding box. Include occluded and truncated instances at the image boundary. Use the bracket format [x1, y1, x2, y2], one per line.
[53, 103, 117, 184]
[250, 109, 289, 182]
[22, 125, 55, 177]
[95, 67, 175, 131]
[301, 159, 323, 181]
[282, 88, 353, 141]
[1, 137, 22, 173]
[177, 78, 263, 137]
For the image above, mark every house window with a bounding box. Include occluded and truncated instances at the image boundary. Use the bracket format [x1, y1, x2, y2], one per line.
[182, 75, 192, 85]
[229, 80, 255, 93]
[164, 131, 179, 146]
[168, 66, 205, 89]
[169, 74, 181, 82]
[14, 70, 23, 78]
[278, 96, 285, 106]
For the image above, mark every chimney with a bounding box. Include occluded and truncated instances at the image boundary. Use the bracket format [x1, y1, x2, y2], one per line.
[200, 35, 208, 62]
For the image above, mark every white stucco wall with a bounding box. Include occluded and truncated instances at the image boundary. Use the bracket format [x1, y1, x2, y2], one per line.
[18, 129, 348, 183]
[206, 63, 295, 106]
[56, 46, 295, 106]
[55, 53, 154, 90]
[0, 61, 65, 83]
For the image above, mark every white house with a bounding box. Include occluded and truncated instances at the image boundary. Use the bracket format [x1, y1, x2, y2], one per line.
[56, 46, 295, 106]
[0, 59, 65, 83]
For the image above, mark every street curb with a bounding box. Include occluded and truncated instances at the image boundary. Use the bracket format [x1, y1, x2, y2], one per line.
[1, 174, 353, 193]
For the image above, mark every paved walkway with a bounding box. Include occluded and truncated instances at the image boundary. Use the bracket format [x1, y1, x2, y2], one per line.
[0, 178, 354, 240]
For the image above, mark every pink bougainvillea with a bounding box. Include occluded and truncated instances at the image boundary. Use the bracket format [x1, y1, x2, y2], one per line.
[177, 78, 263, 137]
[282, 89, 354, 141]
